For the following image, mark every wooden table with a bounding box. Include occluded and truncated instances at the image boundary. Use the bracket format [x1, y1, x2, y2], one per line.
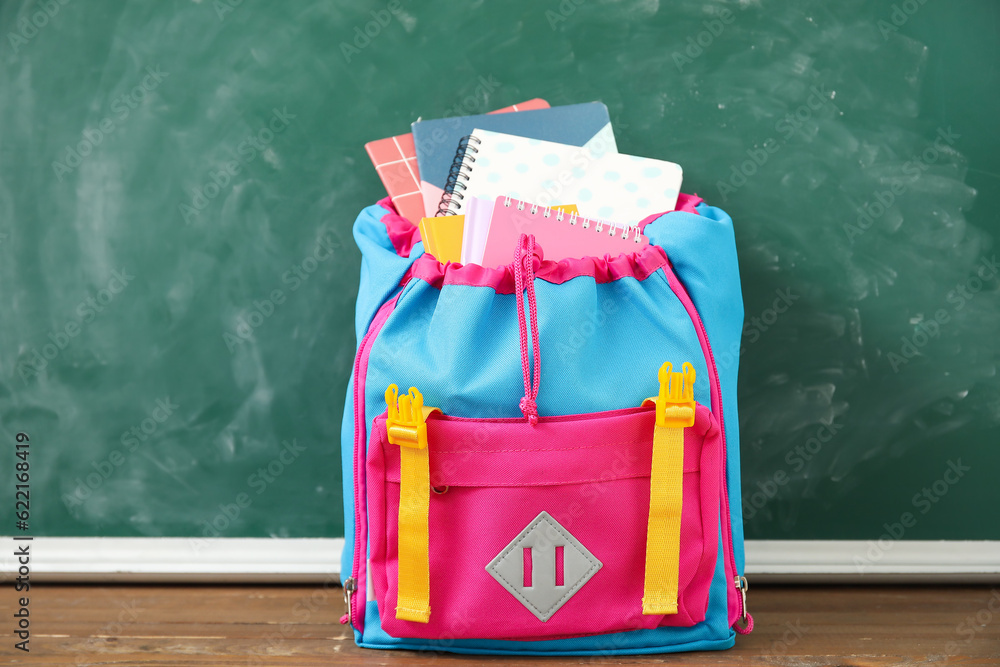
[2, 584, 999, 665]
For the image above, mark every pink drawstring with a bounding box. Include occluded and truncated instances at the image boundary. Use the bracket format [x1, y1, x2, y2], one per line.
[735, 612, 754, 634]
[513, 234, 541, 426]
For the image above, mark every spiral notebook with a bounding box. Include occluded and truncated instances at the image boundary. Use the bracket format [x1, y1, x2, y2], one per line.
[439, 129, 682, 226]
[460, 197, 579, 265]
[478, 196, 648, 269]
[413, 102, 616, 217]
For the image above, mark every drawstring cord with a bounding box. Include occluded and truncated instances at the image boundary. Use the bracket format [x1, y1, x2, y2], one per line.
[513, 234, 541, 426]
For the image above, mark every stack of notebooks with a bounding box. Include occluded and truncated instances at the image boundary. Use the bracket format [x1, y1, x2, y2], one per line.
[365, 99, 684, 269]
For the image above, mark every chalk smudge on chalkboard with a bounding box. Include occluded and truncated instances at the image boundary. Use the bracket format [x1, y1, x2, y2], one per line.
[645, 1, 997, 534]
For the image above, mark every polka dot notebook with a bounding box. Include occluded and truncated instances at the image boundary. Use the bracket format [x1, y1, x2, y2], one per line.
[439, 128, 682, 227]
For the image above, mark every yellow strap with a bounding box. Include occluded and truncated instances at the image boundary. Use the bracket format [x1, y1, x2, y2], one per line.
[642, 422, 685, 615]
[396, 442, 431, 622]
[641, 362, 696, 615]
[385, 385, 438, 623]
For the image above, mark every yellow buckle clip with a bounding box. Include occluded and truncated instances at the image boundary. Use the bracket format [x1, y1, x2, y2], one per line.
[385, 385, 437, 449]
[648, 362, 696, 428]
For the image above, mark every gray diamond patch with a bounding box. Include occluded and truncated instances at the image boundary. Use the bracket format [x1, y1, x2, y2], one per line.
[485, 511, 602, 622]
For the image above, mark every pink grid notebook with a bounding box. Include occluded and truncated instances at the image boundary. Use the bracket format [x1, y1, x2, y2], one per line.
[481, 196, 649, 269]
[364, 99, 549, 224]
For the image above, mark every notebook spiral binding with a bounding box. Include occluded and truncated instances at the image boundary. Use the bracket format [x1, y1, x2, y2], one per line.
[500, 196, 644, 243]
[437, 134, 482, 217]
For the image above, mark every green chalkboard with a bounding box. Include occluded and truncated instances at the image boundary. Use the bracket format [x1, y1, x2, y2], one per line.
[0, 0, 997, 541]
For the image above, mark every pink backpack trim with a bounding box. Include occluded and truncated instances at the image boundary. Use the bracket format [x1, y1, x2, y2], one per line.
[403, 243, 672, 295]
[378, 193, 704, 259]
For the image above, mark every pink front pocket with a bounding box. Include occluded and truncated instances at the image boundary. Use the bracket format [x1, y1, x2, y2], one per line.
[367, 404, 722, 641]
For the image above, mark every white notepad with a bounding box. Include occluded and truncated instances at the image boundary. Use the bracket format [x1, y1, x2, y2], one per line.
[442, 129, 682, 226]
[460, 196, 496, 265]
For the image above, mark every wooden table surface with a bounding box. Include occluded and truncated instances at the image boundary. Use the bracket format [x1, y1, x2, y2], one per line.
[2, 584, 999, 665]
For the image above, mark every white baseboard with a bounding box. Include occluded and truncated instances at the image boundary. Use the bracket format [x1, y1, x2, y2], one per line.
[0, 537, 343, 583]
[2, 537, 998, 583]
[745, 540, 1000, 583]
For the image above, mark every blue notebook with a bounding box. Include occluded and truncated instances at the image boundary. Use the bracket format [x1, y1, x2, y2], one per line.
[412, 102, 616, 217]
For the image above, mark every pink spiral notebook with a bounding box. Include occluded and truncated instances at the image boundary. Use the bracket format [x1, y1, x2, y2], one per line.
[480, 196, 649, 269]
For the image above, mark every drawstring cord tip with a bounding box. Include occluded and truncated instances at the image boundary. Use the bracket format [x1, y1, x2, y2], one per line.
[519, 396, 539, 426]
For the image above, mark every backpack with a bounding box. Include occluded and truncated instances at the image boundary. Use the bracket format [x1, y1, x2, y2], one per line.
[340, 194, 753, 655]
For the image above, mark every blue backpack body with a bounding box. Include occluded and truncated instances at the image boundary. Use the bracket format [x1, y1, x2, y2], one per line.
[340, 197, 751, 655]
